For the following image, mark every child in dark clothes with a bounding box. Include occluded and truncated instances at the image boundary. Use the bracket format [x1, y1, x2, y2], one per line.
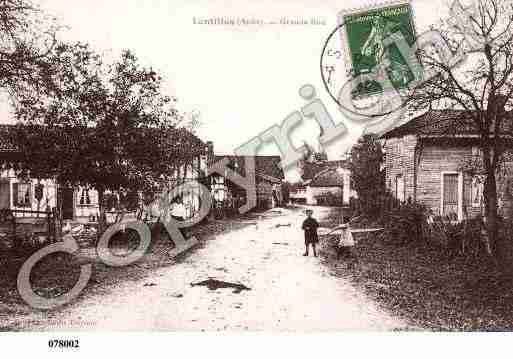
[301, 209, 319, 257]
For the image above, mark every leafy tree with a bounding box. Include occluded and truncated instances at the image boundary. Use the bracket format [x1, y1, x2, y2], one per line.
[407, 0, 513, 256]
[0, 0, 60, 98]
[348, 134, 385, 217]
[12, 42, 204, 233]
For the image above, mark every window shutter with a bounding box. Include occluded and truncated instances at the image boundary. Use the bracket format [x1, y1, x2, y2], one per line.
[12, 183, 18, 206]
[24, 185, 30, 206]
[35, 184, 44, 202]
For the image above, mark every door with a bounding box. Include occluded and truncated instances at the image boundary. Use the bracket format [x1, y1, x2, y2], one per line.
[442, 173, 459, 218]
[0, 180, 10, 209]
[61, 188, 74, 220]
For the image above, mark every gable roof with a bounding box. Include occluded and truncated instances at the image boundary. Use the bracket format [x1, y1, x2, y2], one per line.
[309, 168, 344, 188]
[213, 155, 284, 181]
[381, 109, 513, 139]
[301, 159, 349, 181]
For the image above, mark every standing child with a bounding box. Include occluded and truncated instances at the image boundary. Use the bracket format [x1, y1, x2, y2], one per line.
[301, 209, 319, 257]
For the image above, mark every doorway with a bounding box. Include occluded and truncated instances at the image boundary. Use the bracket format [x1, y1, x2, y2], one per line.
[60, 187, 74, 220]
[441, 172, 462, 220]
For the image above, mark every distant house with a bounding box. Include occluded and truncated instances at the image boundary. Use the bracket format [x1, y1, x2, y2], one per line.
[0, 125, 58, 224]
[289, 183, 308, 204]
[208, 143, 284, 210]
[381, 109, 513, 221]
[0, 124, 207, 223]
[296, 157, 355, 206]
[0, 119, 287, 229]
[306, 165, 354, 206]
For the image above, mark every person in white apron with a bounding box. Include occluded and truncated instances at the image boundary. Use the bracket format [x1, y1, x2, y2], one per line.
[171, 200, 186, 221]
[337, 223, 355, 259]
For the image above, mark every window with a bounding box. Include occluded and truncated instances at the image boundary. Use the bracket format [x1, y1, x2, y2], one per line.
[79, 188, 91, 205]
[34, 184, 44, 202]
[14, 182, 31, 207]
[442, 173, 459, 217]
[104, 193, 119, 210]
[78, 187, 98, 207]
[120, 190, 140, 211]
[471, 176, 484, 208]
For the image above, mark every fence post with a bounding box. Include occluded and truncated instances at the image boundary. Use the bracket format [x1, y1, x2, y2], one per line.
[11, 212, 17, 248]
[47, 210, 50, 241]
[52, 207, 61, 242]
[47, 210, 54, 243]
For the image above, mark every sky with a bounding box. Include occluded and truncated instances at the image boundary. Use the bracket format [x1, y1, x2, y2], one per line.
[20, 0, 450, 180]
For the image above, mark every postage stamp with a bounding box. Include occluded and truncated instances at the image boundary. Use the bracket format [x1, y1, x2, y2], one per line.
[337, 1, 420, 98]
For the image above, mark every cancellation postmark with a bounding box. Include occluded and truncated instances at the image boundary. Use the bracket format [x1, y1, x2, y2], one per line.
[321, 1, 421, 105]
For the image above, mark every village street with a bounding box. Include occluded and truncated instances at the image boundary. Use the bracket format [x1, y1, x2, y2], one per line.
[16, 207, 406, 331]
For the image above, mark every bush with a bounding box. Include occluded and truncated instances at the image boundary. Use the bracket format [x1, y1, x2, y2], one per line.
[425, 216, 484, 257]
[384, 207, 496, 260]
[382, 202, 427, 245]
[378, 199, 513, 264]
[498, 220, 513, 273]
[349, 191, 401, 219]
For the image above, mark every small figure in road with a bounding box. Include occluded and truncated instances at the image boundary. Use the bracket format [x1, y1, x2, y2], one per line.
[171, 198, 186, 221]
[170, 198, 187, 237]
[336, 223, 355, 259]
[302, 209, 319, 257]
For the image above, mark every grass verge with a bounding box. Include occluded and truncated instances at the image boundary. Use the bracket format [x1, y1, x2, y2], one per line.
[318, 207, 513, 331]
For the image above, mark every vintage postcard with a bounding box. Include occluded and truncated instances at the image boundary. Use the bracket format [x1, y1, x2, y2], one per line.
[0, 0, 512, 357]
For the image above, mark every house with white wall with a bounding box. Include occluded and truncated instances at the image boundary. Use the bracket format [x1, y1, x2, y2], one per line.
[305, 166, 355, 206]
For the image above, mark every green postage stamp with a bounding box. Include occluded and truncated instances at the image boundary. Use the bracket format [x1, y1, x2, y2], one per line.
[339, 1, 420, 97]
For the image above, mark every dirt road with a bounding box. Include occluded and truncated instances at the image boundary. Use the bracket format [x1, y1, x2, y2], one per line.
[17, 207, 406, 331]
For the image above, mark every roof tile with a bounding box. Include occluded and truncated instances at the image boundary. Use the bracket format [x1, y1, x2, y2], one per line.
[381, 109, 513, 139]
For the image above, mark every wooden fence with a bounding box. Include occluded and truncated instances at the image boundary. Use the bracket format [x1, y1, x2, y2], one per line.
[0, 208, 56, 249]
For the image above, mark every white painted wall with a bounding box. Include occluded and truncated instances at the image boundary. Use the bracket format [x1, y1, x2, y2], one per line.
[305, 168, 356, 205]
[6, 177, 58, 215]
[339, 169, 356, 204]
